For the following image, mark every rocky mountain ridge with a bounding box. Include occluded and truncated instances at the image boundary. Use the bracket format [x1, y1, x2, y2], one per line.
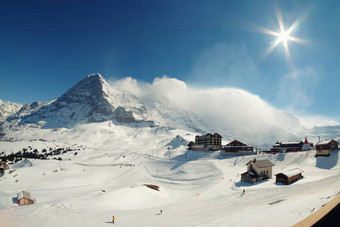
[2, 73, 150, 129]
[0, 100, 22, 123]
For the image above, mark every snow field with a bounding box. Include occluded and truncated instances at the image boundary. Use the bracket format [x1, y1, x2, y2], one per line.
[0, 123, 340, 226]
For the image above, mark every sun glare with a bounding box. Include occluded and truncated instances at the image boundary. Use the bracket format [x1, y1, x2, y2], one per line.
[277, 30, 290, 43]
[246, 8, 309, 67]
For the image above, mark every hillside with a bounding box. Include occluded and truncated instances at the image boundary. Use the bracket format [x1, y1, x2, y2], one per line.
[0, 124, 339, 226]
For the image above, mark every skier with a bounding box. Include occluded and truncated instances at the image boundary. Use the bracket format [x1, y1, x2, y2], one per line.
[243, 189, 245, 194]
[112, 216, 115, 224]
[160, 209, 163, 214]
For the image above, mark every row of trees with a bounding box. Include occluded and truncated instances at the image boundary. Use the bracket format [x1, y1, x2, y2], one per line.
[0, 147, 78, 163]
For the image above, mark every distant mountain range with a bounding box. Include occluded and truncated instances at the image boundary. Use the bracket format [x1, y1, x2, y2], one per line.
[0, 73, 339, 146]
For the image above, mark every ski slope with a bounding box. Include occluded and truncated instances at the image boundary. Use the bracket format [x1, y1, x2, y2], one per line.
[0, 123, 339, 227]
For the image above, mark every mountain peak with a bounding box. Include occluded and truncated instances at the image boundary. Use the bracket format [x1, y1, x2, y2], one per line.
[5, 73, 149, 128]
[85, 73, 105, 83]
[0, 100, 22, 123]
[87, 73, 103, 78]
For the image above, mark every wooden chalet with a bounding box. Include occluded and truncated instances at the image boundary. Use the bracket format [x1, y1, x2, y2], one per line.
[224, 140, 253, 153]
[271, 141, 304, 153]
[17, 191, 35, 206]
[189, 133, 222, 151]
[241, 159, 274, 183]
[275, 168, 303, 185]
[315, 139, 338, 156]
[187, 141, 195, 150]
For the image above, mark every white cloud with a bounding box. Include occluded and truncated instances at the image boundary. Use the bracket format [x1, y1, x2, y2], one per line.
[109, 76, 312, 145]
[105, 44, 334, 145]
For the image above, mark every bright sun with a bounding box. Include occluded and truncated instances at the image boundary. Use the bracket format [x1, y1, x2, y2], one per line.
[277, 30, 290, 43]
[247, 8, 309, 66]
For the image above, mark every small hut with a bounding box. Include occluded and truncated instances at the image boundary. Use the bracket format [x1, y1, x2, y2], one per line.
[17, 191, 35, 206]
[275, 168, 303, 185]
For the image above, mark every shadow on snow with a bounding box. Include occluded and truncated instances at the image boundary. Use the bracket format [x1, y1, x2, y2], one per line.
[316, 150, 339, 170]
[234, 179, 270, 188]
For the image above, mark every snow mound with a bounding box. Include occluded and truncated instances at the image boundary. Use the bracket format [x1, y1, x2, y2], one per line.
[11, 159, 33, 169]
[166, 135, 188, 149]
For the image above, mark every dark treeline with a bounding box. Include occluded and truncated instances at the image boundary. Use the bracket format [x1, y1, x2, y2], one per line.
[0, 147, 79, 163]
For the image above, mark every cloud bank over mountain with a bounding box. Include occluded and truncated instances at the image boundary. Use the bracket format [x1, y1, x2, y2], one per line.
[110, 76, 312, 144]
[1, 73, 338, 146]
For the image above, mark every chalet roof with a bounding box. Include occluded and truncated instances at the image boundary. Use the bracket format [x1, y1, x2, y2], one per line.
[316, 139, 338, 145]
[276, 168, 303, 178]
[280, 141, 303, 145]
[241, 171, 258, 178]
[196, 133, 222, 138]
[211, 133, 222, 138]
[226, 140, 248, 147]
[17, 191, 31, 200]
[247, 159, 274, 168]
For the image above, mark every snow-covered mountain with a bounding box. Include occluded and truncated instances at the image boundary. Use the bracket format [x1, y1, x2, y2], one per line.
[0, 99, 22, 123]
[1, 73, 339, 146]
[309, 125, 340, 141]
[3, 74, 150, 129]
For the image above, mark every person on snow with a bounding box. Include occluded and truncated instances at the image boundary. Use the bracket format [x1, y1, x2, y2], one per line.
[112, 216, 115, 223]
[160, 209, 163, 214]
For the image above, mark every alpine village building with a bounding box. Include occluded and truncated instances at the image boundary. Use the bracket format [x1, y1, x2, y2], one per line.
[270, 138, 313, 153]
[241, 159, 274, 183]
[315, 139, 339, 156]
[224, 140, 253, 153]
[17, 191, 35, 206]
[188, 133, 222, 151]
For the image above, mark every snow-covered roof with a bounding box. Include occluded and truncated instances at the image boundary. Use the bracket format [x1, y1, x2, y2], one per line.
[247, 159, 274, 168]
[17, 191, 31, 200]
[225, 140, 249, 147]
[316, 139, 337, 145]
[281, 141, 302, 145]
[276, 168, 303, 178]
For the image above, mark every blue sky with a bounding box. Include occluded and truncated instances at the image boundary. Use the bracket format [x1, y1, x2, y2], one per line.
[0, 0, 339, 122]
